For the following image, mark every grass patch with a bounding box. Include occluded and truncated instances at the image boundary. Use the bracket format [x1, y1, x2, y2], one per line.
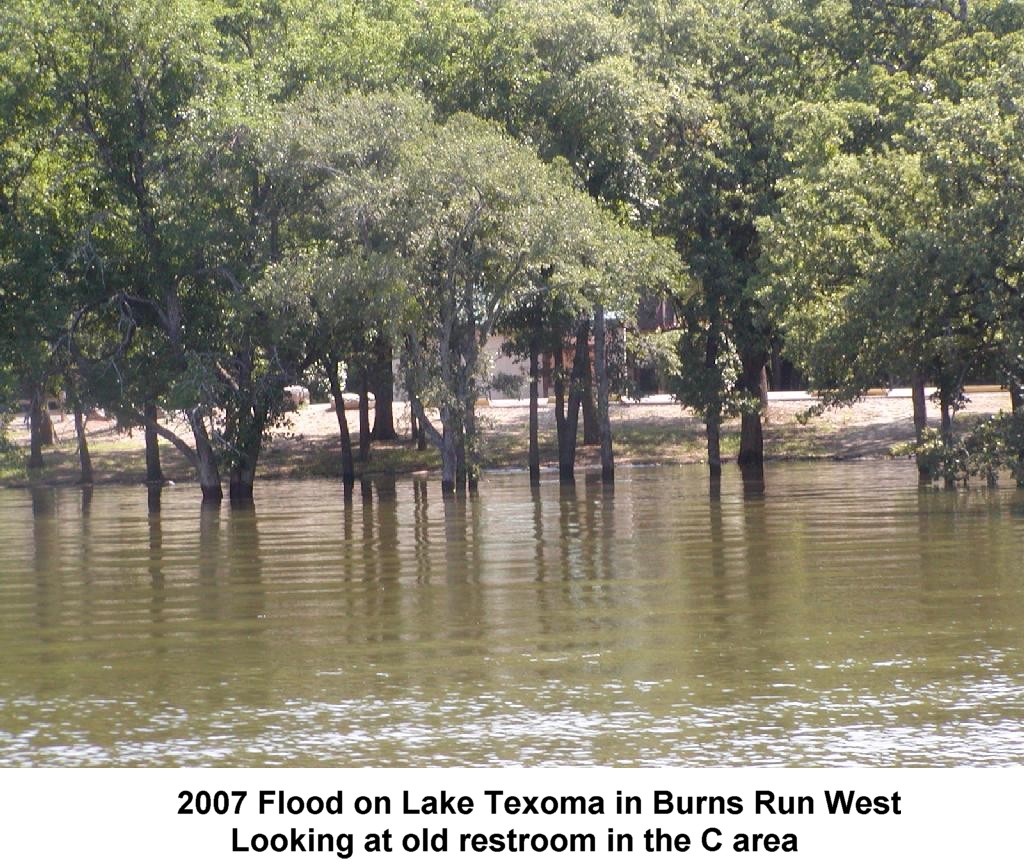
[0, 446, 27, 483]
[259, 435, 444, 480]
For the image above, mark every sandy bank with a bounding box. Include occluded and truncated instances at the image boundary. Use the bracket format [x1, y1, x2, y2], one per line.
[2, 390, 1012, 488]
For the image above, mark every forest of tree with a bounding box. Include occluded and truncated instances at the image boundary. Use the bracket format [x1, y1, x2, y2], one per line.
[1, 0, 1023, 502]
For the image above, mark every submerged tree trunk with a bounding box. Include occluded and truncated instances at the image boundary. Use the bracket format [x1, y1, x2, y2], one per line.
[439, 408, 459, 497]
[406, 332, 457, 496]
[732, 264, 768, 474]
[28, 388, 45, 469]
[557, 322, 589, 483]
[326, 362, 356, 492]
[703, 320, 722, 478]
[553, 350, 567, 476]
[229, 461, 258, 503]
[463, 317, 484, 494]
[189, 410, 223, 503]
[220, 359, 268, 506]
[123, 403, 221, 502]
[939, 388, 955, 489]
[911, 371, 929, 481]
[738, 356, 768, 467]
[738, 406, 764, 465]
[225, 406, 266, 505]
[593, 303, 614, 484]
[528, 339, 540, 486]
[454, 419, 468, 494]
[464, 396, 478, 494]
[740, 462, 766, 497]
[1014, 382, 1024, 487]
[371, 342, 397, 441]
[709, 466, 722, 500]
[1011, 383, 1024, 485]
[144, 401, 163, 484]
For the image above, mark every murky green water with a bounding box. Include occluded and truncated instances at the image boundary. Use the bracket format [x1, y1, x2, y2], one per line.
[1, 462, 1023, 766]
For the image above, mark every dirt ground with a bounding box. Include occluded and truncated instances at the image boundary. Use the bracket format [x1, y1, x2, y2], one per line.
[2, 390, 1012, 487]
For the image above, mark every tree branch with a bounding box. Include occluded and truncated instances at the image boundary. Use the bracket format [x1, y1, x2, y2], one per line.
[117, 405, 198, 468]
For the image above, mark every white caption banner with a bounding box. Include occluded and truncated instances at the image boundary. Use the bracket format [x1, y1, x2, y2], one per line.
[0, 767, 1016, 865]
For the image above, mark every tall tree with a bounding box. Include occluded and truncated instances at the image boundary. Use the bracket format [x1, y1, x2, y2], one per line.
[760, 4, 1024, 466]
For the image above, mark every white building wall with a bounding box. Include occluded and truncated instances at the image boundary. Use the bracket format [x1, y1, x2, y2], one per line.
[481, 334, 531, 398]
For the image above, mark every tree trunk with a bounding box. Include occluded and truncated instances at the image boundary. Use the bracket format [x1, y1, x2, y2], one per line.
[553, 349, 567, 477]
[738, 409, 764, 466]
[326, 362, 356, 491]
[528, 338, 540, 486]
[461, 305, 481, 494]
[221, 368, 266, 506]
[704, 320, 722, 478]
[911, 371, 928, 437]
[229, 463, 257, 503]
[358, 369, 371, 463]
[72, 397, 93, 486]
[582, 368, 599, 446]
[455, 420, 468, 494]
[439, 412, 458, 497]
[371, 342, 397, 441]
[709, 468, 721, 500]
[911, 371, 929, 481]
[940, 390, 953, 446]
[408, 390, 434, 454]
[144, 401, 163, 484]
[738, 357, 767, 467]
[1014, 380, 1024, 485]
[740, 462, 766, 497]
[464, 395, 479, 494]
[450, 371, 470, 495]
[594, 303, 614, 484]
[189, 410, 223, 503]
[939, 389, 955, 489]
[558, 321, 589, 483]
[226, 405, 264, 505]
[28, 388, 45, 469]
[706, 416, 722, 478]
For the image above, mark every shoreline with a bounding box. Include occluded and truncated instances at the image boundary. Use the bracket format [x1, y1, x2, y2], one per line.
[2, 391, 1012, 489]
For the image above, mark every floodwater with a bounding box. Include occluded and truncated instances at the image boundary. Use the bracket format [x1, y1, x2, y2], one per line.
[1, 462, 1023, 767]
